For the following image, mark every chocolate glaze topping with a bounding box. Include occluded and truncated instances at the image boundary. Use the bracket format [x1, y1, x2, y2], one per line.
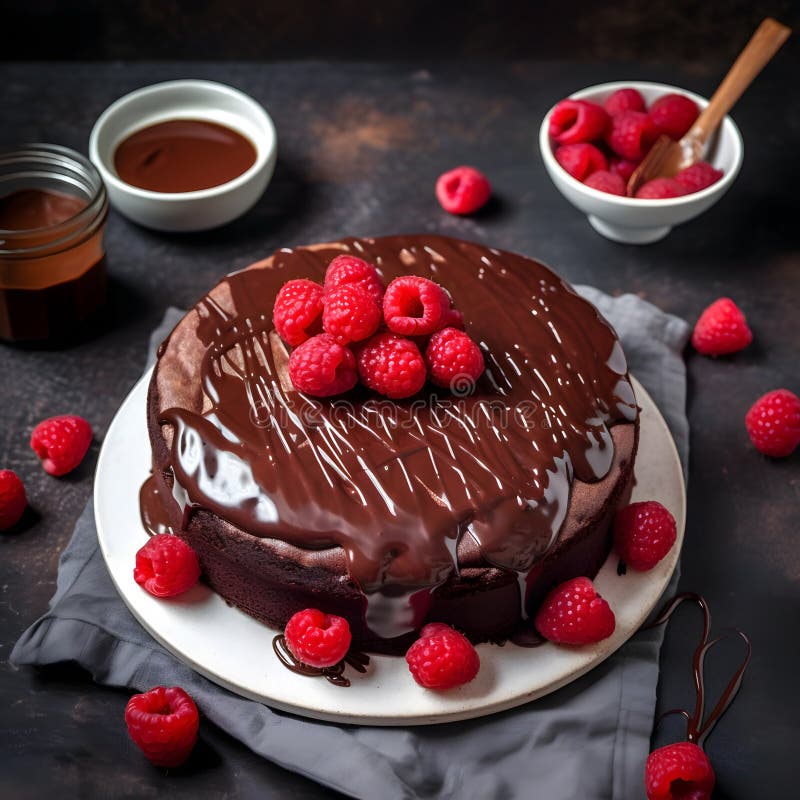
[271, 634, 370, 687]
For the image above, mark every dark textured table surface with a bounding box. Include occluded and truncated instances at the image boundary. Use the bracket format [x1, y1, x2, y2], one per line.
[1, 60, 798, 799]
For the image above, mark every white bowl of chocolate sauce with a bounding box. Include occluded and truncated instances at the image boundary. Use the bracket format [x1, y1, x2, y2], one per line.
[89, 80, 277, 232]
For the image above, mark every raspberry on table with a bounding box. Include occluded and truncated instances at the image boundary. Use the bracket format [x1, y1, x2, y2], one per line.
[649, 93, 700, 140]
[534, 576, 615, 645]
[272, 278, 324, 346]
[603, 87, 646, 116]
[425, 327, 485, 391]
[635, 178, 687, 199]
[0, 469, 27, 531]
[357, 332, 427, 399]
[691, 297, 752, 356]
[30, 414, 92, 476]
[645, 742, 715, 800]
[324, 255, 384, 305]
[745, 389, 800, 458]
[284, 608, 352, 668]
[322, 284, 381, 344]
[554, 142, 607, 181]
[405, 623, 480, 690]
[125, 685, 199, 768]
[288, 333, 358, 397]
[134, 534, 201, 598]
[609, 155, 641, 183]
[614, 501, 677, 571]
[675, 161, 723, 193]
[606, 110, 658, 161]
[383, 276, 452, 336]
[584, 169, 626, 196]
[435, 166, 492, 215]
[548, 99, 609, 145]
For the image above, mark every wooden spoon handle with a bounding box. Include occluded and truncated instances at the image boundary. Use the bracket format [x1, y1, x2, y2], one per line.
[689, 18, 791, 144]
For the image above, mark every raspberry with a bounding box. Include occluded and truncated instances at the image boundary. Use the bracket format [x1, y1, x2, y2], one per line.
[604, 87, 646, 116]
[435, 166, 491, 215]
[324, 255, 384, 305]
[548, 99, 609, 145]
[383, 276, 452, 336]
[745, 389, 800, 458]
[0, 469, 27, 531]
[322, 284, 381, 344]
[288, 333, 358, 397]
[554, 143, 607, 181]
[606, 110, 658, 160]
[284, 608, 352, 668]
[691, 297, 752, 356]
[425, 327, 484, 391]
[272, 278, 324, 346]
[30, 414, 92, 476]
[134, 534, 201, 598]
[649, 93, 700, 140]
[125, 686, 199, 768]
[609, 155, 640, 182]
[675, 161, 723, 194]
[534, 576, 615, 645]
[584, 170, 626, 196]
[405, 623, 480, 690]
[357, 332, 427, 399]
[645, 742, 715, 800]
[614, 501, 677, 571]
[636, 178, 687, 199]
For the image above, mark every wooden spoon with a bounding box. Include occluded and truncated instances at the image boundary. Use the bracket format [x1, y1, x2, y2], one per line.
[627, 17, 791, 197]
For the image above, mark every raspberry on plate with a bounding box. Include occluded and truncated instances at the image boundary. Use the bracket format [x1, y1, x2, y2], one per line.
[604, 87, 646, 116]
[30, 414, 92, 476]
[745, 389, 800, 458]
[324, 255, 384, 304]
[322, 284, 381, 344]
[649, 93, 700, 140]
[288, 333, 358, 397]
[425, 327, 484, 392]
[125, 685, 199, 768]
[272, 278, 324, 347]
[548, 99, 609, 145]
[284, 608, 352, 668]
[609, 155, 641, 182]
[614, 501, 677, 571]
[134, 534, 201, 598]
[645, 742, 715, 800]
[0, 469, 27, 531]
[584, 169, 626, 196]
[606, 110, 657, 161]
[405, 623, 480, 690]
[675, 161, 723, 193]
[383, 275, 452, 336]
[357, 332, 427, 399]
[691, 297, 752, 356]
[635, 178, 687, 199]
[435, 166, 492, 215]
[554, 143, 607, 181]
[534, 576, 615, 645]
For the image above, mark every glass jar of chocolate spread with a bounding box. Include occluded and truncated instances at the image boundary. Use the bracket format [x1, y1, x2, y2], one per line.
[0, 144, 108, 342]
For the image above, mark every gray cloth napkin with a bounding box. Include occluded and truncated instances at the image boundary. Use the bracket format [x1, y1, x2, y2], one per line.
[12, 290, 690, 800]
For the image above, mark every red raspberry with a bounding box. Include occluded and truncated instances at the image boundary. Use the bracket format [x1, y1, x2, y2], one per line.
[609, 155, 640, 182]
[584, 170, 626, 196]
[435, 166, 491, 215]
[0, 469, 27, 531]
[614, 501, 677, 571]
[675, 161, 723, 194]
[425, 327, 484, 391]
[288, 333, 358, 397]
[134, 534, 201, 598]
[357, 333, 427, 399]
[745, 389, 800, 458]
[405, 623, 480, 690]
[284, 608, 352, 668]
[30, 414, 92, 476]
[125, 685, 199, 768]
[548, 99, 609, 145]
[322, 284, 381, 344]
[636, 178, 687, 199]
[554, 143, 607, 181]
[691, 297, 752, 356]
[272, 278, 324, 346]
[534, 576, 615, 645]
[649, 93, 700, 140]
[606, 110, 658, 160]
[324, 255, 384, 305]
[383, 276, 452, 336]
[604, 87, 646, 115]
[645, 742, 715, 800]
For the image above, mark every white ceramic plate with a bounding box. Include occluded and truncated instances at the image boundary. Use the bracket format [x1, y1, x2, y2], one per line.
[95, 369, 684, 725]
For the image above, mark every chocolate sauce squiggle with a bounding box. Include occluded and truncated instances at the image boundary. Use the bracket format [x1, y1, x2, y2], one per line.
[271, 634, 370, 687]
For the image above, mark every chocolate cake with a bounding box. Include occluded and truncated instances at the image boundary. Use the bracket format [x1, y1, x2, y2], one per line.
[141, 235, 638, 655]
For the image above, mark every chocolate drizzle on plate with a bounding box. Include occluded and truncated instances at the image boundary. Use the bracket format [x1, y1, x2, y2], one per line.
[272, 634, 370, 687]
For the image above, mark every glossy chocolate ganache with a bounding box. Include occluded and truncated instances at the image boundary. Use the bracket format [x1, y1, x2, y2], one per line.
[143, 235, 638, 650]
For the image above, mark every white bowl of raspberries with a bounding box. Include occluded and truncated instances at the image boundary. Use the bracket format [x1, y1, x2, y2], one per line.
[539, 81, 743, 244]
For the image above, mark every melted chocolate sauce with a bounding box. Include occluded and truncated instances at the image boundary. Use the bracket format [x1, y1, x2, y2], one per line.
[272, 634, 370, 687]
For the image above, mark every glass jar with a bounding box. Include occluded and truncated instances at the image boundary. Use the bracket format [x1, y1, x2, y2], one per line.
[0, 143, 109, 342]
